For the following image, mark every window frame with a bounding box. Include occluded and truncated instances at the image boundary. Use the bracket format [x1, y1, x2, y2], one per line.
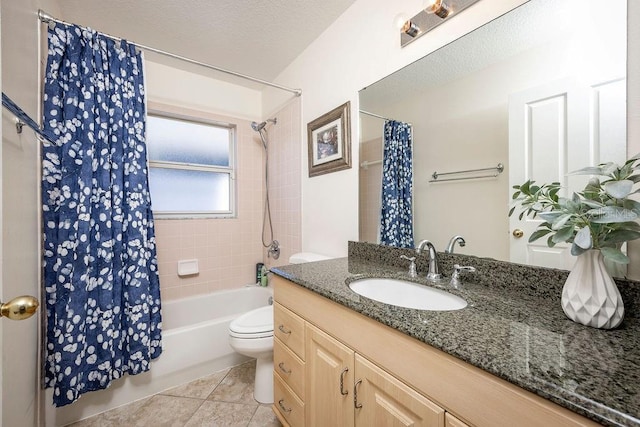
[146, 109, 238, 219]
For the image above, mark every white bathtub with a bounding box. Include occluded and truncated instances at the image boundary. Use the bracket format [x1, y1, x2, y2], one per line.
[45, 285, 273, 427]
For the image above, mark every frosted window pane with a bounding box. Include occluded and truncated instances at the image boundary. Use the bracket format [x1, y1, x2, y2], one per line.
[149, 168, 230, 212]
[147, 115, 230, 167]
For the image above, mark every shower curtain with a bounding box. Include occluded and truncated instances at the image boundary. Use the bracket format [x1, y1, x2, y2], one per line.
[379, 120, 414, 248]
[42, 23, 162, 406]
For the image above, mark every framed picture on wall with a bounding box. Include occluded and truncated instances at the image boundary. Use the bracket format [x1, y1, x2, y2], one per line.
[307, 101, 351, 177]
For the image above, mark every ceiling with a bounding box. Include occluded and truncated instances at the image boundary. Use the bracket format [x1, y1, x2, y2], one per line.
[54, 0, 357, 88]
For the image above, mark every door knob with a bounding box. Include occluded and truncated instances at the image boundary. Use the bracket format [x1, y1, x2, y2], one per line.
[0, 295, 39, 320]
[512, 229, 524, 238]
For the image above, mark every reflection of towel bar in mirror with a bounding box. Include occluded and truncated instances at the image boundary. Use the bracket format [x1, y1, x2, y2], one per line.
[360, 159, 382, 169]
[430, 163, 504, 183]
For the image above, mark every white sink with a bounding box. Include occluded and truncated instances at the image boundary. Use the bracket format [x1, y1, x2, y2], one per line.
[348, 278, 467, 311]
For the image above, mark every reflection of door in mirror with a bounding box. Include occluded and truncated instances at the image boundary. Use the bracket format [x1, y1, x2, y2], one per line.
[509, 77, 626, 271]
[358, 0, 627, 271]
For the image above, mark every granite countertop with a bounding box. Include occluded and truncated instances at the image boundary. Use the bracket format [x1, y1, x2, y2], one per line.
[270, 242, 640, 427]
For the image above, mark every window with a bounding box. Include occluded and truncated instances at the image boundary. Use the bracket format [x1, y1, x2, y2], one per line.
[146, 112, 236, 218]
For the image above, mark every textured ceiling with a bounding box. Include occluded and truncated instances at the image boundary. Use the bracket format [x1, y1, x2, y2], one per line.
[55, 0, 357, 88]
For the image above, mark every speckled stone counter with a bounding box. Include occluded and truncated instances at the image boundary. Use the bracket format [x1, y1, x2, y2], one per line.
[270, 242, 640, 427]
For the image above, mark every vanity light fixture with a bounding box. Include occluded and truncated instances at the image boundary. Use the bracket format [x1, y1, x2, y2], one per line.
[424, 0, 451, 19]
[402, 20, 421, 37]
[400, 0, 480, 47]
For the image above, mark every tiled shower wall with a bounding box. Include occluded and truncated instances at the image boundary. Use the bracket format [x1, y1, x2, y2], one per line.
[151, 98, 302, 300]
[263, 97, 303, 270]
[152, 105, 266, 300]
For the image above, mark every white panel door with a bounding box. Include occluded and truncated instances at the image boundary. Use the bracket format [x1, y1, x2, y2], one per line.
[1, 56, 41, 427]
[508, 77, 626, 270]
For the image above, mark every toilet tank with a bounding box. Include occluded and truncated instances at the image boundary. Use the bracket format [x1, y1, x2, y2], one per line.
[288, 252, 332, 264]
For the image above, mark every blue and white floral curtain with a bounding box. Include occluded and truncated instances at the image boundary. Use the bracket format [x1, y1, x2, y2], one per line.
[380, 120, 414, 248]
[42, 23, 162, 406]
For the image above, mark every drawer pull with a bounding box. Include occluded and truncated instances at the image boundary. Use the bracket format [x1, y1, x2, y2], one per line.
[278, 324, 291, 335]
[339, 367, 349, 395]
[354, 379, 363, 409]
[278, 362, 292, 375]
[278, 398, 292, 413]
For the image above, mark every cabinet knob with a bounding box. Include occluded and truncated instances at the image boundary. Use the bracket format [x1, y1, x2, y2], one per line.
[512, 229, 524, 238]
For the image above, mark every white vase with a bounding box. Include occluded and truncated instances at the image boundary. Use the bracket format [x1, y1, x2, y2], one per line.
[561, 249, 624, 329]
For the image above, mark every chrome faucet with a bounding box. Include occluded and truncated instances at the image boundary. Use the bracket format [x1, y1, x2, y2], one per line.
[415, 239, 442, 281]
[445, 235, 466, 254]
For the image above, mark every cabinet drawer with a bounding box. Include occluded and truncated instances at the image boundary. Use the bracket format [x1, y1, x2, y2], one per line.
[446, 413, 471, 427]
[274, 303, 305, 360]
[274, 373, 305, 427]
[274, 337, 305, 399]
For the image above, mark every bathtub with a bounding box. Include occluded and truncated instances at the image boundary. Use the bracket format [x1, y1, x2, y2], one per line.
[45, 285, 273, 426]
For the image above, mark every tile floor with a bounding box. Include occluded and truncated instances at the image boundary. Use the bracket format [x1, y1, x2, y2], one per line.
[68, 360, 282, 427]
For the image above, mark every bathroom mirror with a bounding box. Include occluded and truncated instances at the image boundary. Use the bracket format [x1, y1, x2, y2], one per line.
[359, 0, 627, 271]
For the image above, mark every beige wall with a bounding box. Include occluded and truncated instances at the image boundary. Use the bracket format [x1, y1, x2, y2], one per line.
[263, 97, 303, 270]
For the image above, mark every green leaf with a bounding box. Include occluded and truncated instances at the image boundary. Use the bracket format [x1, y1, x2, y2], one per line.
[604, 180, 634, 199]
[512, 191, 521, 200]
[601, 247, 630, 264]
[508, 205, 516, 217]
[538, 212, 563, 222]
[571, 243, 587, 256]
[552, 226, 575, 243]
[570, 166, 607, 175]
[528, 228, 552, 242]
[547, 235, 556, 247]
[603, 230, 640, 244]
[574, 226, 592, 249]
[551, 213, 574, 230]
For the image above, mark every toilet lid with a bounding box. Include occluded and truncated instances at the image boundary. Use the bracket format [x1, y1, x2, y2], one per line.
[229, 305, 273, 337]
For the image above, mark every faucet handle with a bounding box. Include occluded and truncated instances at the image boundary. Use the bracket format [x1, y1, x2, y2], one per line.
[400, 255, 417, 278]
[450, 264, 476, 289]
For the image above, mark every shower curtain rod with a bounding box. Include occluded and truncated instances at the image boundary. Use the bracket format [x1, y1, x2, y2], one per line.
[37, 10, 302, 97]
[359, 110, 410, 125]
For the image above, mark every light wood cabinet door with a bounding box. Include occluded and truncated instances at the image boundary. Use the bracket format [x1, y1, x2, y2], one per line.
[306, 323, 355, 427]
[354, 354, 445, 427]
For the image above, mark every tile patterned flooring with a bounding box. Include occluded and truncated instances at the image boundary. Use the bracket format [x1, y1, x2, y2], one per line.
[68, 361, 282, 427]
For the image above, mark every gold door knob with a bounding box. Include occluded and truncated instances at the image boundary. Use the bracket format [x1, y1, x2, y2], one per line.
[512, 229, 524, 238]
[0, 295, 39, 321]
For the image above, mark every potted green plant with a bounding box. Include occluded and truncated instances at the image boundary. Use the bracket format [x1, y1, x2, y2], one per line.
[510, 155, 640, 329]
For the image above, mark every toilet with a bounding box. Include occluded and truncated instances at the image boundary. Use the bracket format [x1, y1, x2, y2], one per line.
[228, 252, 332, 404]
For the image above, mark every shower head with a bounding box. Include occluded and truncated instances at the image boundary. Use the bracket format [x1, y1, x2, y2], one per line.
[251, 121, 266, 132]
[251, 118, 277, 132]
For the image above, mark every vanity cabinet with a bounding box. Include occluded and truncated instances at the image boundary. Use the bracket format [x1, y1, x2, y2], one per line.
[273, 303, 306, 426]
[272, 275, 602, 427]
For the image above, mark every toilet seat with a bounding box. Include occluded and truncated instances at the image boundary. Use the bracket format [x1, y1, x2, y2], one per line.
[229, 305, 274, 339]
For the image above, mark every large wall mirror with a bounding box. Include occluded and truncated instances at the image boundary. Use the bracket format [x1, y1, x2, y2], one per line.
[359, 0, 628, 274]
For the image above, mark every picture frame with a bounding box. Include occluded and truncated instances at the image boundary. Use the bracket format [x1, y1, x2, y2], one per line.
[307, 101, 351, 177]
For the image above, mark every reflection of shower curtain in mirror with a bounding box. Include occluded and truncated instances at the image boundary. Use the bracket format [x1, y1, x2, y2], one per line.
[379, 121, 414, 248]
[42, 23, 162, 406]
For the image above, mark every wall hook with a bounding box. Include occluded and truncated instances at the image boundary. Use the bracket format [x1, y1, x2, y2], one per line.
[15, 118, 24, 134]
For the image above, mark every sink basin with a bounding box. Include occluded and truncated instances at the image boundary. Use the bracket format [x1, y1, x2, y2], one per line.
[348, 278, 467, 311]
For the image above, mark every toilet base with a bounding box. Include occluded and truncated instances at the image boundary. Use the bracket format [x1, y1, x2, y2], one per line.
[253, 355, 274, 404]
